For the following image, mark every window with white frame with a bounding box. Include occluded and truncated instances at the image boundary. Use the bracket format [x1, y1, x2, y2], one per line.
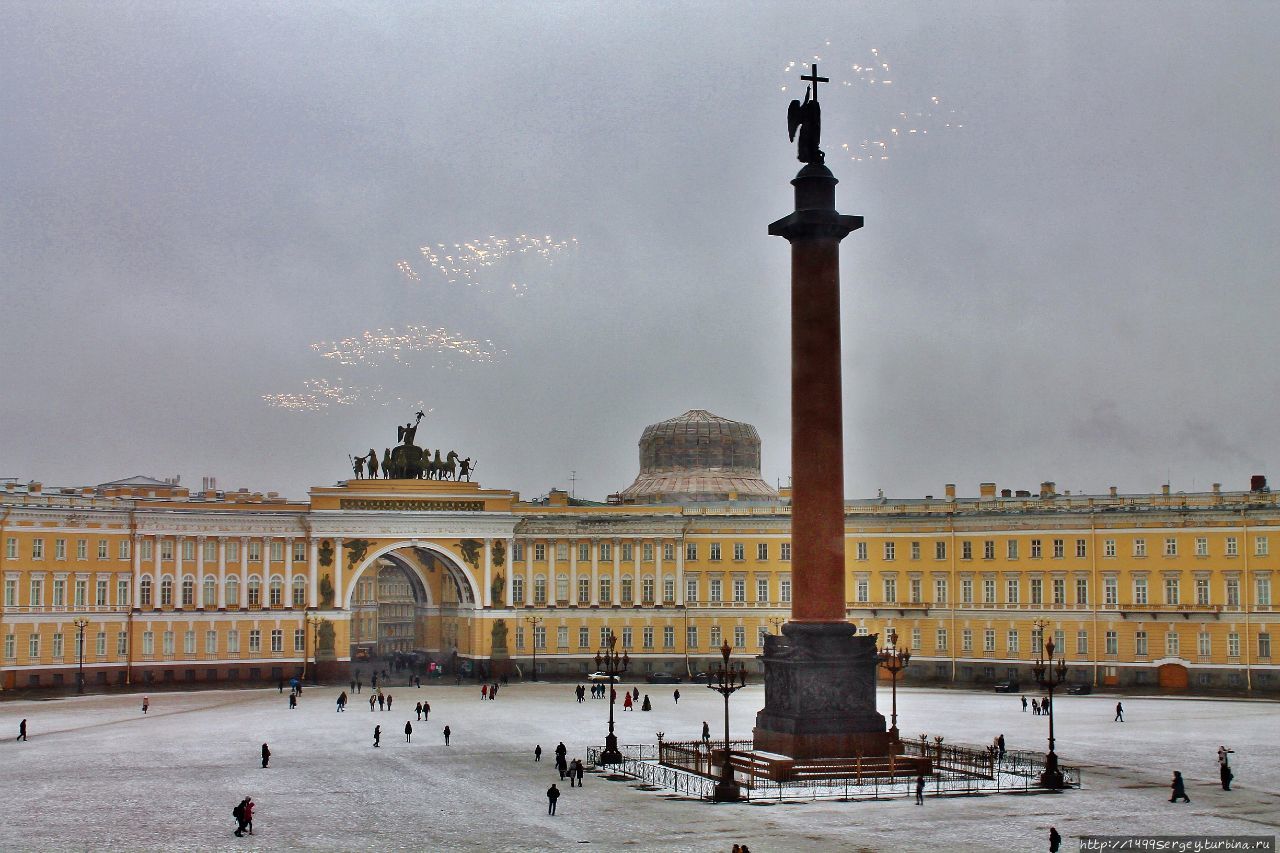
[1007, 629, 1019, 653]
[141, 631, 153, 656]
[883, 577, 897, 603]
[96, 578, 108, 606]
[33, 538, 45, 560]
[205, 629, 218, 654]
[982, 578, 995, 604]
[935, 627, 948, 651]
[709, 543, 721, 561]
[1053, 539, 1064, 558]
[1165, 631, 1180, 657]
[1257, 576, 1272, 606]
[780, 542, 791, 561]
[734, 626, 746, 648]
[664, 626, 675, 648]
[1259, 632, 1272, 659]
[642, 627, 653, 648]
[732, 578, 745, 603]
[780, 578, 791, 602]
[1195, 578, 1210, 606]
[1195, 537, 1208, 556]
[685, 542, 697, 561]
[534, 543, 546, 562]
[1133, 539, 1146, 557]
[684, 578, 696, 603]
[983, 629, 995, 652]
[710, 579, 722, 603]
[911, 541, 921, 560]
[757, 578, 769, 603]
[95, 631, 106, 657]
[116, 578, 129, 607]
[249, 630, 261, 653]
[579, 626, 590, 649]
[77, 539, 87, 560]
[1007, 540, 1019, 560]
[934, 578, 948, 603]
[1257, 536, 1269, 556]
[708, 626, 721, 647]
[687, 625, 698, 649]
[1226, 577, 1240, 607]
[55, 539, 67, 560]
[961, 540, 972, 560]
[1075, 577, 1088, 605]
[1030, 539, 1042, 559]
[184, 630, 196, 654]
[621, 627, 633, 648]
[1134, 576, 1148, 605]
[1006, 578, 1019, 604]
[1227, 631, 1239, 658]
[856, 577, 869, 603]
[731, 543, 744, 561]
[642, 576, 655, 604]
[5, 538, 16, 559]
[1225, 537, 1238, 556]
[961, 578, 973, 604]
[1075, 630, 1088, 656]
[52, 632, 64, 658]
[1076, 539, 1087, 558]
[983, 540, 995, 560]
[961, 628, 972, 652]
[884, 541, 895, 561]
[292, 541, 306, 563]
[620, 576, 633, 603]
[910, 577, 922, 603]
[1164, 537, 1178, 556]
[856, 542, 867, 561]
[74, 578, 87, 607]
[1197, 632, 1210, 657]
[579, 577, 591, 605]
[757, 542, 769, 561]
[643, 542, 654, 562]
[935, 541, 946, 560]
[1105, 630, 1118, 655]
[1164, 577, 1180, 605]
[160, 540, 172, 561]
[270, 629, 283, 652]
[533, 575, 546, 604]
[1052, 578, 1066, 605]
[294, 628, 305, 652]
[598, 576, 611, 603]
[117, 631, 128, 656]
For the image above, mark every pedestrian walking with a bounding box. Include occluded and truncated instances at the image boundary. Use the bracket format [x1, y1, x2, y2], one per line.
[350, 679, 356, 694]
[1220, 762, 1233, 790]
[1021, 695, 1028, 712]
[387, 694, 393, 711]
[443, 725, 451, 745]
[623, 692, 633, 711]
[1218, 745, 1233, 767]
[378, 693, 385, 711]
[243, 797, 255, 835]
[356, 678, 362, 694]
[1114, 701, 1124, 722]
[641, 694, 652, 711]
[17, 719, 27, 741]
[1049, 826, 1062, 852]
[278, 678, 285, 694]
[1169, 770, 1190, 803]
[674, 688, 680, 704]
[997, 734, 1006, 762]
[142, 696, 149, 714]
[535, 744, 542, 762]
[373, 725, 382, 748]
[405, 721, 413, 743]
[481, 684, 488, 700]
[423, 701, 431, 721]
[416, 676, 422, 688]
[632, 686, 640, 702]
[261, 743, 271, 768]
[415, 701, 422, 720]
[702, 721, 711, 743]
[288, 692, 297, 709]
[556, 741, 567, 763]
[233, 798, 249, 837]
[547, 783, 560, 815]
[369, 695, 376, 712]
[915, 773, 925, 805]
[557, 754, 568, 780]
[574, 759, 584, 787]
[337, 691, 347, 712]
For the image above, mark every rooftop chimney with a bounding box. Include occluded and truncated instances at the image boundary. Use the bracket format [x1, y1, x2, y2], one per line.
[1251, 474, 1268, 492]
[1109, 486, 1118, 497]
[1162, 484, 1171, 496]
[1000, 489, 1012, 498]
[1212, 483, 1221, 494]
[945, 484, 956, 499]
[980, 482, 996, 499]
[1039, 481, 1055, 498]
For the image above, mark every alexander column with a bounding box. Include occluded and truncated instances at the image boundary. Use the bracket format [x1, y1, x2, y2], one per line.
[753, 66, 890, 759]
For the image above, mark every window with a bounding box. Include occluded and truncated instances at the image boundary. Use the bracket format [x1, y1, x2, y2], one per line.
[247, 577, 261, 607]
[935, 628, 948, 651]
[246, 541, 260, 562]
[1030, 539, 1042, 559]
[556, 573, 570, 603]
[600, 542, 612, 561]
[686, 626, 698, 649]
[1052, 578, 1066, 605]
[512, 576, 525, 604]
[620, 577, 633, 604]
[97, 540, 108, 560]
[75, 578, 87, 606]
[77, 539, 87, 560]
[1162, 537, 1177, 557]
[911, 541, 921, 560]
[732, 543, 744, 561]
[981, 540, 994, 560]
[556, 542, 569, 561]
[1052, 539, 1064, 558]
[95, 631, 106, 657]
[757, 578, 769, 603]
[1257, 576, 1272, 606]
[1076, 631, 1088, 656]
[1101, 539, 1115, 558]
[292, 541, 306, 563]
[780, 542, 791, 561]
[184, 630, 196, 655]
[643, 542, 655, 562]
[1195, 578, 1210, 606]
[709, 543, 721, 561]
[961, 541, 972, 561]
[685, 542, 697, 561]
[1197, 632, 1210, 657]
[1105, 630, 1118, 655]
[910, 578, 922, 604]
[734, 626, 746, 648]
[1226, 578, 1240, 608]
[1195, 537, 1208, 557]
[514, 628, 525, 651]
[1257, 536, 1270, 556]
[664, 542, 675, 561]
[3, 633, 13, 659]
[5, 538, 15, 559]
[268, 578, 283, 607]
[982, 578, 995, 604]
[683, 578, 696, 604]
[182, 576, 195, 607]
[780, 578, 791, 603]
[119, 540, 130, 560]
[1133, 538, 1146, 557]
[53, 577, 65, 607]
[934, 578, 947, 604]
[579, 627, 590, 649]
[33, 538, 45, 560]
[578, 577, 590, 605]
[225, 577, 240, 607]
[53, 632, 64, 658]
[180, 539, 195, 562]
[3, 579, 14, 607]
[141, 631, 153, 656]
[757, 542, 769, 561]
[1135, 630, 1148, 657]
[709, 579, 722, 603]
[1007, 629, 1019, 653]
[856, 542, 868, 561]
[856, 577, 869, 603]
[139, 577, 152, 607]
[1075, 578, 1088, 605]
[664, 626, 675, 648]
[576, 543, 589, 563]
[534, 543, 546, 562]
[642, 577, 655, 604]
[1226, 537, 1238, 556]
[983, 629, 995, 652]
[512, 543, 525, 562]
[642, 627, 654, 649]
[883, 577, 897, 603]
[1164, 577, 1180, 606]
[1134, 577, 1148, 605]
[732, 578, 745, 603]
[533, 576, 547, 604]
[621, 627, 633, 648]
[225, 541, 238, 562]
[1260, 633, 1272, 659]
[1007, 540, 1018, 560]
[961, 629, 972, 652]
[1006, 578, 1019, 604]
[884, 542, 895, 561]
[294, 629, 305, 652]
[1227, 632, 1239, 658]
[55, 539, 67, 560]
[1076, 539, 1087, 558]
[708, 626, 721, 648]
[935, 541, 946, 560]
[116, 578, 129, 607]
[249, 630, 261, 653]
[205, 630, 218, 655]
[598, 577, 611, 603]
[961, 578, 973, 604]
[96, 578, 108, 606]
[204, 540, 218, 563]
[117, 631, 128, 656]
[160, 540, 173, 561]
[1165, 631, 1180, 657]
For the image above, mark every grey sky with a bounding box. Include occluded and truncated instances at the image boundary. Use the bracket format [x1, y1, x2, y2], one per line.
[2, 2, 1277, 501]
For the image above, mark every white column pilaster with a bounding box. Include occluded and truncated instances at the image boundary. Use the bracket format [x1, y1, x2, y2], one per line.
[547, 539, 557, 604]
[655, 538, 664, 605]
[483, 538, 493, 608]
[308, 538, 319, 608]
[217, 538, 227, 609]
[676, 538, 686, 606]
[590, 539, 600, 607]
[131, 535, 142, 609]
[334, 537, 345, 610]
[504, 537, 515, 607]
[195, 536, 205, 608]
[284, 538, 294, 608]
[239, 537, 250, 607]
[612, 538, 621, 606]
[525, 541, 534, 606]
[569, 540, 578, 606]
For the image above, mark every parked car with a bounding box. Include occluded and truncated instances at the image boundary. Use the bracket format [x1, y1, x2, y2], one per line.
[587, 671, 616, 682]
[689, 672, 712, 684]
[1065, 682, 1092, 695]
[645, 672, 681, 684]
[993, 681, 1020, 693]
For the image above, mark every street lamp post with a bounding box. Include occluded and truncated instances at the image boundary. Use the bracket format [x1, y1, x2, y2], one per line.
[525, 615, 543, 681]
[595, 630, 629, 764]
[305, 614, 323, 684]
[73, 618, 89, 694]
[706, 640, 747, 802]
[767, 617, 785, 634]
[876, 628, 911, 745]
[1032, 628, 1069, 790]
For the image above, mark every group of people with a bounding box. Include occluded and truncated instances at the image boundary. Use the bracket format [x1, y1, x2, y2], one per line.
[368, 690, 394, 712]
[1019, 694, 1053, 716]
[372, 723, 450, 747]
[544, 742, 586, 815]
[480, 682, 501, 700]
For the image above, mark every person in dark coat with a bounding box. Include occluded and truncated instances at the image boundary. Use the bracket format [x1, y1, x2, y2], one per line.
[369, 695, 376, 712]
[1049, 826, 1061, 852]
[535, 745, 542, 762]
[415, 701, 423, 721]
[278, 678, 284, 694]
[17, 719, 27, 741]
[547, 783, 560, 815]
[243, 797, 255, 835]
[673, 689, 680, 704]
[423, 701, 430, 721]
[1021, 695, 1028, 712]
[373, 725, 381, 748]
[261, 743, 271, 768]
[997, 734, 1006, 761]
[404, 721, 413, 743]
[1169, 770, 1190, 802]
[556, 741, 567, 762]
[1220, 762, 1234, 790]
[387, 694, 393, 711]
[915, 773, 925, 804]
[556, 754, 568, 780]
[702, 721, 711, 743]
[288, 692, 297, 709]
[378, 693, 385, 711]
[573, 759, 585, 787]
[233, 798, 249, 837]
[1115, 702, 1124, 722]
[443, 725, 451, 745]
[641, 694, 652, 711]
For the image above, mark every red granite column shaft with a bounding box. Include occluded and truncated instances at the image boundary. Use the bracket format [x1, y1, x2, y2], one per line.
[790, 236, 846, 622]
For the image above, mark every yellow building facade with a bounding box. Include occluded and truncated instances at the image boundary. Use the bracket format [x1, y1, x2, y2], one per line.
[2, 475, 1277, 694]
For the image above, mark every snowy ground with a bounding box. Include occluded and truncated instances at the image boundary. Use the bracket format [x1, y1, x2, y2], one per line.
[1, 681, 1277, 852]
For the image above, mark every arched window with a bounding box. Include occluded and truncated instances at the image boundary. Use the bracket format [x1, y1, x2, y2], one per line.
[620, 575, 634, 604]
[641, 576, 655, 604]
[269, 577, 284, 607]
[555, 573, 569, 603]
[247, 576, 262, 607]
[225, 576, 240, 607]
[181, 575, 195, 607]
[160, 576, 174, 607]
[533, 575, 547, 605]
[140, 576, 153, 607]
[512, 576, 525, 605]
[292, 575, 307, 607]
[203, 576, 217, 608]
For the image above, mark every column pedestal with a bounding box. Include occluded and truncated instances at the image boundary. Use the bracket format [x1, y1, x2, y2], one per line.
[753, 622, 889, 759]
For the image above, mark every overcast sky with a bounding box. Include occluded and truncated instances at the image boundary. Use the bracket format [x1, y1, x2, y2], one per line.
[3, 2, 1278, 502]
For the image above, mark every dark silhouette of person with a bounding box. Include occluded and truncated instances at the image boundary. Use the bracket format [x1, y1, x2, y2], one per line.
[535, 745, 542, 762]
[997, 734, 1006, 761]
[1220, 763, 1234, 790]
[547, 783, 560, 815]
[423, 701, 430, 721]
[1049, 826, 1062, 852]
[261, 743, 270, 768]
[233, 798, 249, 837]
[373, 725, 381, 748]
[443, 725, 451, 744]
[404, 721, 413, 743]
[674, 689, 680, 704]
[17, 719, 27, 741]
[702, 721, 711, 743]
[1169, 770, 1190, 802]
[915, 773, 925, 805]
[387, 694, 393, 711]
[1115, 702, 1124, 722]
[1021, 695, 1028, 712]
